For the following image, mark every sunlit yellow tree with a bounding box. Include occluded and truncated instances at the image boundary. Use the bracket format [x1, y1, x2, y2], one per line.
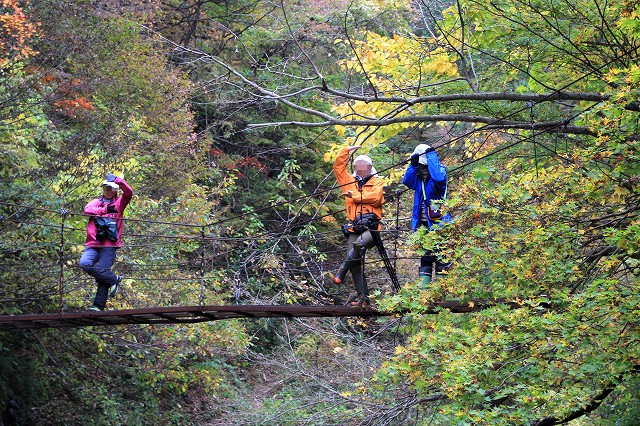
[174, 0, 640, 423]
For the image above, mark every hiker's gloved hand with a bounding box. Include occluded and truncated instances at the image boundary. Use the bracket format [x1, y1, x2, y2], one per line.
[107, 205, 118, 214]
[410, 144, 436, 167]
[105, 173, 117, 182]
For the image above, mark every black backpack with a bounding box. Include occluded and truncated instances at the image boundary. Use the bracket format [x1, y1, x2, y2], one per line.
[94, 217, 118, 242]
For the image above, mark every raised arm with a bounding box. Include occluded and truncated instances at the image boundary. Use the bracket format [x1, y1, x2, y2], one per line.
[113, 176, 133, 211]
[426, 150, 447, 185]
[333, 147, 356, 188]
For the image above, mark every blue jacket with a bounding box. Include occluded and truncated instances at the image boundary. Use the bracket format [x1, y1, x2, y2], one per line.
[402, 150, 448, 231]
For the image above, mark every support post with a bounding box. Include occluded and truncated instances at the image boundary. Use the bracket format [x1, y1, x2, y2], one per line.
[199, 226, 206, 306]
[58, 208, 68, 311]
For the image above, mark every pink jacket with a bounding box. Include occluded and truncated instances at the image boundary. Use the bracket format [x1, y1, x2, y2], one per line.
[84, 177, 134, 248]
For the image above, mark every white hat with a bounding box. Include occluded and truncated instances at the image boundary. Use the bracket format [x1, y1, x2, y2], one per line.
[412, 144, 431, 165]
[102, 181, 119, 190]
[353, 154, 378, 176]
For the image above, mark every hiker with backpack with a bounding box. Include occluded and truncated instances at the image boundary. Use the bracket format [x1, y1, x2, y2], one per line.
[331, 146, 385, 306]
[79, 173, 133, 311]
[402, 144, 452, 286]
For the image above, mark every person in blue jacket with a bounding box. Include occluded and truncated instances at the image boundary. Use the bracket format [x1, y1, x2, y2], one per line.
[402, 143, 451, 285]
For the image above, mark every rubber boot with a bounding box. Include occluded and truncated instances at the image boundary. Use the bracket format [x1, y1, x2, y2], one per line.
[351, 266, 370, 306]
[333, 247, 359, 284]
[419, 254, 439, 289]
[419, 266, 432, 289]
[436, 260, 452, 274]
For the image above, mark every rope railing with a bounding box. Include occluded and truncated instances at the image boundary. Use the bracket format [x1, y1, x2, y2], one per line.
[0, 199, 415, 315]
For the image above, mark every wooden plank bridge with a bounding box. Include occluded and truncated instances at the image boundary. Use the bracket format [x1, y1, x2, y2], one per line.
[0, 300, 519, 330]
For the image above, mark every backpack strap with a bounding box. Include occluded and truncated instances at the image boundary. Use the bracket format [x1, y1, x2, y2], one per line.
[421, 180, 448, 229]
[421, 181, 432, 228]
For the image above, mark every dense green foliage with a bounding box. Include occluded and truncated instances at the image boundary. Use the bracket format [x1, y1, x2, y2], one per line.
[1, 0, 638, 424]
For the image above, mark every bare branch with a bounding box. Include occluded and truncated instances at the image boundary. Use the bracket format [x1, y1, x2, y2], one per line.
[245, 114, 594, 135]
[531, 365, 640, 425]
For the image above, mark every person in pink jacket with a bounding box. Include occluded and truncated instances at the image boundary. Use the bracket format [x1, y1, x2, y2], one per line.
[79, 173, 133, 311]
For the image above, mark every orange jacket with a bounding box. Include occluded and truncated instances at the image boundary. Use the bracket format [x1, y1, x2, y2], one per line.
[333, 148, 384, 221]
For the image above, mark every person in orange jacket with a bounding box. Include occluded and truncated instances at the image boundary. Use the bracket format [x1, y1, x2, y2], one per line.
[79, 173, 133, 311]
[332, 146, 385, 306]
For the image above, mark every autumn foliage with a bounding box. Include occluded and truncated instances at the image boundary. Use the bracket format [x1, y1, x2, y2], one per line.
[0, 0, 39, 66]
[1, 0, 639, 424]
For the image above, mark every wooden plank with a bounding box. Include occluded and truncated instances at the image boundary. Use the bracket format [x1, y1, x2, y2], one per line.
[0, 300, 523, 330]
